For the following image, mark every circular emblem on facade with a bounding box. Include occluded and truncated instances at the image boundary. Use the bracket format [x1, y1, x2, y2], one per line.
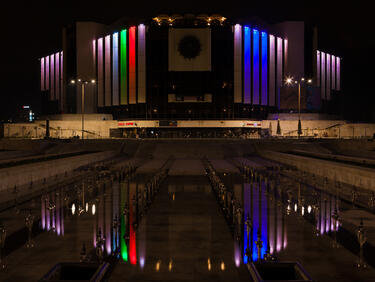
[178, 35, 202, 59]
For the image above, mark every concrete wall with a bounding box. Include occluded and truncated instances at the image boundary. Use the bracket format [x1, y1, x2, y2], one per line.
[2, 120, 117, 139]
[263, 119, 375, 138]
[0, 151, 116, 191]
[259, 150, 375, 191]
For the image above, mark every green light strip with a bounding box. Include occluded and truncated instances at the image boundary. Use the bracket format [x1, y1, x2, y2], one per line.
[120, 182, 128, 261]
[120, 29, 128, 105]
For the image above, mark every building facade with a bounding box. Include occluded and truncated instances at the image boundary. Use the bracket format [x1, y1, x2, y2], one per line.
[39, 14, 342, 121]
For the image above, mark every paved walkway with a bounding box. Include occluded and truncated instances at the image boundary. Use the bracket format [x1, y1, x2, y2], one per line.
[110, 176, 250, 281]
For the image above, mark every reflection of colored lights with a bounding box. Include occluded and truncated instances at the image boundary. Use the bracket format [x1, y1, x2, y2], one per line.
[168, 260, 173, 271]
[140, 257, 145, 269]
[301, 206, 305, 216]
[208, 258, 211, 271]
[92, 204, 96, 215]
[120, 220, 128, 261]
[72, 203, 76, 215]
[86, 203, 89, 212]
[156, 260, 161, 271]
[308, 205, 312, 214]
[294, 204, 298, 212]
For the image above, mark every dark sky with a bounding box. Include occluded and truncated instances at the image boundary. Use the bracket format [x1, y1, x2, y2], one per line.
[1, 1, 374, 121]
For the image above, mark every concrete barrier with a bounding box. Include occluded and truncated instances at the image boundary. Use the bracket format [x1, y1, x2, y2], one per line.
[0, 151, 116, 191]
[259, 150, 375, 191]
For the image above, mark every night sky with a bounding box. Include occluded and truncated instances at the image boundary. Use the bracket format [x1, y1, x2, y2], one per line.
[1, 1, 374, 121]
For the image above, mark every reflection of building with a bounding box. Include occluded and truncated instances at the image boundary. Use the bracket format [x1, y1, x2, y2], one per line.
[39, 15, 341, 120]
[241, 181, 287, 263]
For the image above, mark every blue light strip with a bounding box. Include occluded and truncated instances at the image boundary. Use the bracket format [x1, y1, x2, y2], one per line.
[244, 26, 251, 104]
[252, 183, 259, 260]
[261, 32, 268, 106]
[243, 183, 251, 263]
[261, 181, 268, 258]
[252, 30, 260, 104]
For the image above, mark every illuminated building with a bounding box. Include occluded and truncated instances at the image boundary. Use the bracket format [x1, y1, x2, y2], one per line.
[38, 15, 342, 135]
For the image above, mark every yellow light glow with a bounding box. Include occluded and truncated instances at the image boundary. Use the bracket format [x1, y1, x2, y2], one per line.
[92, 204, 96, 215]
[286, 77, 293, 84]
[307, 79, 312, 84]
[208, 258, 211, 271]
[168, 260, 173, 271]
[91, 79, 96, 84]
[221, 261, 225, 271]
[172, 193, 175, 201]
[156, 260, 161, 271]
[71, 80, 76, 84]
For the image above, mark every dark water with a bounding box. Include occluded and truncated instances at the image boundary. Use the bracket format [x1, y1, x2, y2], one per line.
[1, 173, 375, 281]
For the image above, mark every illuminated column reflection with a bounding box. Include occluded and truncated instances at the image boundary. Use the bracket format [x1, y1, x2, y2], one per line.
[120, 181, 128, 262]
[129, 182, 137, 264]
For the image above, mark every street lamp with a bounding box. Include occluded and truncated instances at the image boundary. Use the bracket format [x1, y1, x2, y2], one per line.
[70, 79, 96, 139]
[285, 77, 312, 138]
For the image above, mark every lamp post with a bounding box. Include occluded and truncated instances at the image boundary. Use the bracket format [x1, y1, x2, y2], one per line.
[285, 77, 312, 138]
[70, 79, 96, 139]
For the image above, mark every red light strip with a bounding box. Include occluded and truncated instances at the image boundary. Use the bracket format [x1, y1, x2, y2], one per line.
[129, 26, 136, 104]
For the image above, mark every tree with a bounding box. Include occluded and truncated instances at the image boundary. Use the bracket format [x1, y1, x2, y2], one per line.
[277, 119, 281, 135]
[298, 119, 302, 137]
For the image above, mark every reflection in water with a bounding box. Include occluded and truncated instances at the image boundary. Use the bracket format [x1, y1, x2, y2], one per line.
[41, 190, 65, 236]
[120, 181, 128, 262]
[129, 183, 137, 265]
[242, 180, 286, 263]
[316, 193, 339, 235]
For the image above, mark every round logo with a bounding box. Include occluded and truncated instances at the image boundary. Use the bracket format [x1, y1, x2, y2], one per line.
[177, 35, 202, 60]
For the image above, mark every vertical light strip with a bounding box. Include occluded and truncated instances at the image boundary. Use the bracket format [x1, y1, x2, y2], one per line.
[321, 52, 326, 100]
[261, 182, 268, 258]
[60, 52, 64, 111]
[336, 57, 341, 91]
[252, 29, 260, 105]
[129, 183, 137, 264]
[234, 24, 243, 103]
[112, 32, 119, 106]
[120, 182, 128, 261]
[244, 26, 251, 104]
[261, 32, 268, 106]
[326, 54, 331, 100]
[129, 26, 137, 104]
[105, 35, 111, 106]
[92, 40, 96, 109]
[120, 29, 128, 105]
[50, 55, 55, 100]
[269, 35, 275, 107]
[97, 38, 104, 107]
[331, 55, 336, 90]
[243, 183, 251, 263]
[55, 53, 60, 103]
[283, 39, 288, 75]
[252, 183, 259, 260]
[317, 51, 321, 87]
[112, 182, 119, 251]
[138, 24, 146, 103]
[105, 187, 112, 255]
[41, 57, 45, 91]
[46, 56, 50, 91]
[276, 37, 283, 108]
